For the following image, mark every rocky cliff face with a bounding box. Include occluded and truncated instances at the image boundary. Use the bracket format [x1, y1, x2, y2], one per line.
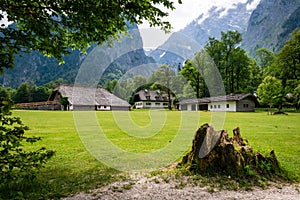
[242, 0, 300, 56]
[150, 0, 259, 67]
[180, 0, 256, 47]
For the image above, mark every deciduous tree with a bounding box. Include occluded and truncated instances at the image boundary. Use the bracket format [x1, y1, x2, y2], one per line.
[205, 30, 250, 94]
[255, 47, 274, 76]
[148, 65, 175, 110]
[257, 76, 283, 114]
[0, 0, 181, 71]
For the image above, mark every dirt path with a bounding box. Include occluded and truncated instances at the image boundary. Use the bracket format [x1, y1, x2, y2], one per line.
[62, 175, 300, 200]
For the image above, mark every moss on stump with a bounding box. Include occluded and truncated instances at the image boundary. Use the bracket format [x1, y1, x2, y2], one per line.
[180, 123, 281, 178]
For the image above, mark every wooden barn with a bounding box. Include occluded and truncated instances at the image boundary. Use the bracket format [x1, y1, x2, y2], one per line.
[177, 93, 257, 112]
[16, 85, 131, 111]
[48, 85, 131, 111]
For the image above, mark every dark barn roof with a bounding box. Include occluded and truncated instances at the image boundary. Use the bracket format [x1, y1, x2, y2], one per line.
[178, 93, 257, 105]
[49, 85, 130, 107]
[134, 89, 169, 102]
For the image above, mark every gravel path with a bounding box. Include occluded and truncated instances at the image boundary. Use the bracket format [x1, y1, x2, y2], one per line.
[62, 175, 300, 200]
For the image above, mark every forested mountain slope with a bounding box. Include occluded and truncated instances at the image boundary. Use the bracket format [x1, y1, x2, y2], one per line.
[0, 24, 154, 88]
[242, 0, 300, 56]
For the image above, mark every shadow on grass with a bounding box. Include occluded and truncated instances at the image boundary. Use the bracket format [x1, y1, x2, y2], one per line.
[0, 164, 120, 200]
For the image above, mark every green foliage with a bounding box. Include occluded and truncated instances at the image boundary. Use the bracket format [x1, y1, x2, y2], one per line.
[148, 64, 175, 110]
[0, 85, 10, 99]
[294, 84, 300, 105]
[244, 59, 263, 94]
[272, 29, 300, 81]
[0, 99, 54, 189]
[12, 82, 51, 103]
[244, 164, 255, 177]
[103, 79, 118, 93]
[0, 0, 181, 71]
[255, 48, 275, 71]
[257, 76, 283, 113]
[205, 30, 251, 94]
[181, 53, 208, 98]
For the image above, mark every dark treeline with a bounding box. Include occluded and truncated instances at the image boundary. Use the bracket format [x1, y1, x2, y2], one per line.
[0, 78, 67, 104]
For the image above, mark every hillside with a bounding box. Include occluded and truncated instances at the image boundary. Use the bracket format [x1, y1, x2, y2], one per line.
[0, 24, 154, 88]
[242, 0, 300, 55]
[150, 0, 258, 67]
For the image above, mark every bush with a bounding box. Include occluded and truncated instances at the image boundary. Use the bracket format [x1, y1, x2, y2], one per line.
[0, 98, 55, 185]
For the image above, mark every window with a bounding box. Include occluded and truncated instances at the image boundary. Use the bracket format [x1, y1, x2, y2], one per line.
[243, 104, 249, 108]
[226, 104, 229, 108]
[218, 105, 220, 109]
[191, 104, 196, 110]
[146, 102, 151, 105]
[155, 103, 160, 106]
[163, 103, 168, 106]
[146, 96, 150, 100]
[214, 105, 216, 109]
[210, 105, 213, 109]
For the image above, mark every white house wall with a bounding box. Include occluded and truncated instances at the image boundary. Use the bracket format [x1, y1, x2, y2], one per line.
[179, 101, 237, 112]
[208, 101, 236, 112]
[135, 101, 168, 109]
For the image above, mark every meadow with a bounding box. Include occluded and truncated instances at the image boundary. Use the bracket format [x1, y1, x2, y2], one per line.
[4, 109, 300, 198]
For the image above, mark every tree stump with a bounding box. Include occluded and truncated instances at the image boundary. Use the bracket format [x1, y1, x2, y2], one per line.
[180, 123, 281, 177]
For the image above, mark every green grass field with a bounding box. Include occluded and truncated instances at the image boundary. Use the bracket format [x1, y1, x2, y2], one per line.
[5, 110, 300, 198]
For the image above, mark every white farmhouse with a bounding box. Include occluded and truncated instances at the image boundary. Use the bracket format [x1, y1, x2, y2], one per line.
[178, 93, 257, 112]
[133, 89, 171, 109]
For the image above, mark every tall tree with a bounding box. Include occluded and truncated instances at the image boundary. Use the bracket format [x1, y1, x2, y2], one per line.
[294, 84, 300, 109]
[255, 48, 274, 76]
[181, 60, 202, 98]
[269, 29, 300, 108]
[12, 82, 31, 103]
[272, 29, 300, 93]
[257, 76, 283, 114]
[245, 59, 263, 94]
[148, 65, 175, 110]
[180, 50, 211, 98]
[205, 30, 249, 94]
[229, 48, 250, 93]
[0, 0, 181, 71]
[0, 85, 10, 99]
[275, 29, 300, 81]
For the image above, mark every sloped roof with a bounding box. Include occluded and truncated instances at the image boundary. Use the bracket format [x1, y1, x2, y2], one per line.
[51, 85, 130, 107]
[178, 93, 256, 105]
[134, 89, 169, 102]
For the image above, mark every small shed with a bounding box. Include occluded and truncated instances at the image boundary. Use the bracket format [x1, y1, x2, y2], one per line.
[178, 93, 257, 112]
[48, 85, 131, 111]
